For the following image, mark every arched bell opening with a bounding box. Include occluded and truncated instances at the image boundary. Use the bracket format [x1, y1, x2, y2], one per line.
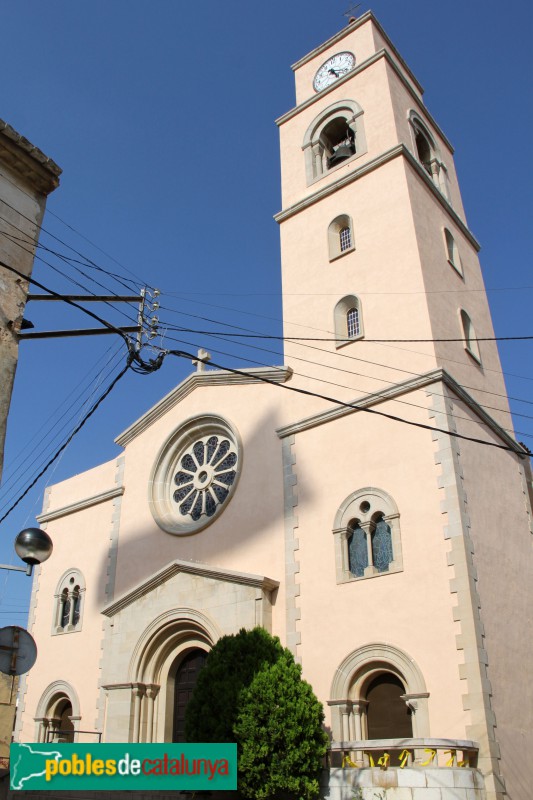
[321, 118, 356, 168]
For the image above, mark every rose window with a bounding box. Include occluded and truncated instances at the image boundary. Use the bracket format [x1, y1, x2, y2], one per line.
[149, 415, 242, 535]
[173, 436, 238, 521]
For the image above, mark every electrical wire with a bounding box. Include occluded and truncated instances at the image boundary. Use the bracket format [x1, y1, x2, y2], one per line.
[0, 343, 124, 507]
[0, 357, 134, 525]
[163, 349, 527, 454]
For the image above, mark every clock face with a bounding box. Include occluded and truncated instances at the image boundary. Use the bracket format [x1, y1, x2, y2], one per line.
[313, 52, 355, 92]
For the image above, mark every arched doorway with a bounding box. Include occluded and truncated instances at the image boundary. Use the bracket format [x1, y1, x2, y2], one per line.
[172, 648, 208, 742]
[365, 673, 412, 739]
[54, 699, 75, 742]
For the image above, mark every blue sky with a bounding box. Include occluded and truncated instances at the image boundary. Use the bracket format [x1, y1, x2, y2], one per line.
[0, 0, 532, 621]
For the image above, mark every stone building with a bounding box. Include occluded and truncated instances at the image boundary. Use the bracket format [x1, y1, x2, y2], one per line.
[13, 12, 532, 800]
[0, 120, 61, 482]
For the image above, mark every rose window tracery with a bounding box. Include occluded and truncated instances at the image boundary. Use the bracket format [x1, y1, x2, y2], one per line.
[173, 435, 238, 521]
[149, 415, 242, 535]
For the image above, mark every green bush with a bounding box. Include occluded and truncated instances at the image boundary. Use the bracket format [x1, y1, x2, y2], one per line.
[185, 627, 328, 799]
[235, 652, 328, 799]
[184, 627, 285, 743]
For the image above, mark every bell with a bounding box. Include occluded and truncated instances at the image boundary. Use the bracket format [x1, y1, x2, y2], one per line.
[328, 143, 354, 168]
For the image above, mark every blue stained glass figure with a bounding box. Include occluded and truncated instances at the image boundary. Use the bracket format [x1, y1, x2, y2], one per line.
[348, 523, 368, 577]
[372, 516, 393, 572]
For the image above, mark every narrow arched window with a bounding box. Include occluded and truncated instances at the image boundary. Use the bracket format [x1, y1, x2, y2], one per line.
[415, 129, 432, 175]
[60, 589, 70, 629]
[348, 521, 368, 577]
[460, 309, 481, 364]
[444, 228, 462, 275]
[334, 295, 363, 347]
[333, 488, 403, 584]
[347, 307, 360, 338]
[371, 514, 393, 573]
[54, 570, 86, 635]
[328, 215, 354, 260]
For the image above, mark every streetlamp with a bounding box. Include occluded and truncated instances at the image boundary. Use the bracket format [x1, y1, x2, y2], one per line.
[0, 528, 53, 576]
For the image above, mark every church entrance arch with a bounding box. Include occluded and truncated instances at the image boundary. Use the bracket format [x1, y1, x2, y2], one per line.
[128, 609, 219, 743]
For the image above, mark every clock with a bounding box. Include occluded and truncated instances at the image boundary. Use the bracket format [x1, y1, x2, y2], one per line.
[313, 52, 355, 92]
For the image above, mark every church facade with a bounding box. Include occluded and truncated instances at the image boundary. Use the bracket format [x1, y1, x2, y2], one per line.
[14, 13, 532, 800]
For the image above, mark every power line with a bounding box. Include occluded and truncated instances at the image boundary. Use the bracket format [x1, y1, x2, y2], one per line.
[163, 349, 526, 454]
[0, 358, 133, 525]
[0, 343, 124, 507]
[156, 329, 531, 440]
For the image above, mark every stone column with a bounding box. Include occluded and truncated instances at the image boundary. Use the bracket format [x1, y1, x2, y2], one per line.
[361, 522, 375, 576]
[144, 685, 160, 743]
[131, 684, 146, 743]
[352, 700, 367, 766]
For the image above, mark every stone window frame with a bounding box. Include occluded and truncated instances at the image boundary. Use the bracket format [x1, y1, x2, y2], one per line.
[408, 111, 451, 202]
[444, 228, 463, 277]
[34, 680, 81, 744]
[52, 569, 85, 635]
[303, 100, 368, 186]
[459, 309, 482, 365]
[332, 487, 403, 584]
[149, 414, 243, 536]
[328, 643, 429, 743]
[328, 214, 355, 261]
[333, 295, 364, 349]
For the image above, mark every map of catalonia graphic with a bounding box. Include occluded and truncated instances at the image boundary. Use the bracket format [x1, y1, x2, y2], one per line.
[11, 743, 62, 790]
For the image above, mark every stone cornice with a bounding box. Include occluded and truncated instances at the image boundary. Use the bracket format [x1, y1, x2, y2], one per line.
[276, 368, 526, 456]
[278, 47, 451, 154]
[0, 119, 61, 195]
[36, 486, 124, 523]
[274, 143, 479, 252]
[102, 559, 280, 618]
[115, 366, 292, 447]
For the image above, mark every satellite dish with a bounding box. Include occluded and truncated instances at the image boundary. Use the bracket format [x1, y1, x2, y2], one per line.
[0, 626, 37, 676]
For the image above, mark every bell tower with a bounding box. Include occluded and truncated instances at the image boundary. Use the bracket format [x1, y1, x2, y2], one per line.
[275, 13, 532, 800]
[275, 12, 509, 430]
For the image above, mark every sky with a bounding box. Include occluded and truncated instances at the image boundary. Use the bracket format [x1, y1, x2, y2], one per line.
[0, 0, 532, 624]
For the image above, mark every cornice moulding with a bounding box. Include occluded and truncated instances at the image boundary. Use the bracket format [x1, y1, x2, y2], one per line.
[275, 144, 479, 251]
[0, 119, 61, 195]
[276, 368, 525, 456]
[36, 486, 124, 523]
[278, 48, 450, 153]
[102, 559, 280, 618]
[115, 366, 292, 447]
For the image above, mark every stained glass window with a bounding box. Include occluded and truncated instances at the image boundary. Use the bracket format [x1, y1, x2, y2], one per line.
[173, 433, 238, 522]
[372, 516, 393, 572]
[348, 523, 368, 577]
